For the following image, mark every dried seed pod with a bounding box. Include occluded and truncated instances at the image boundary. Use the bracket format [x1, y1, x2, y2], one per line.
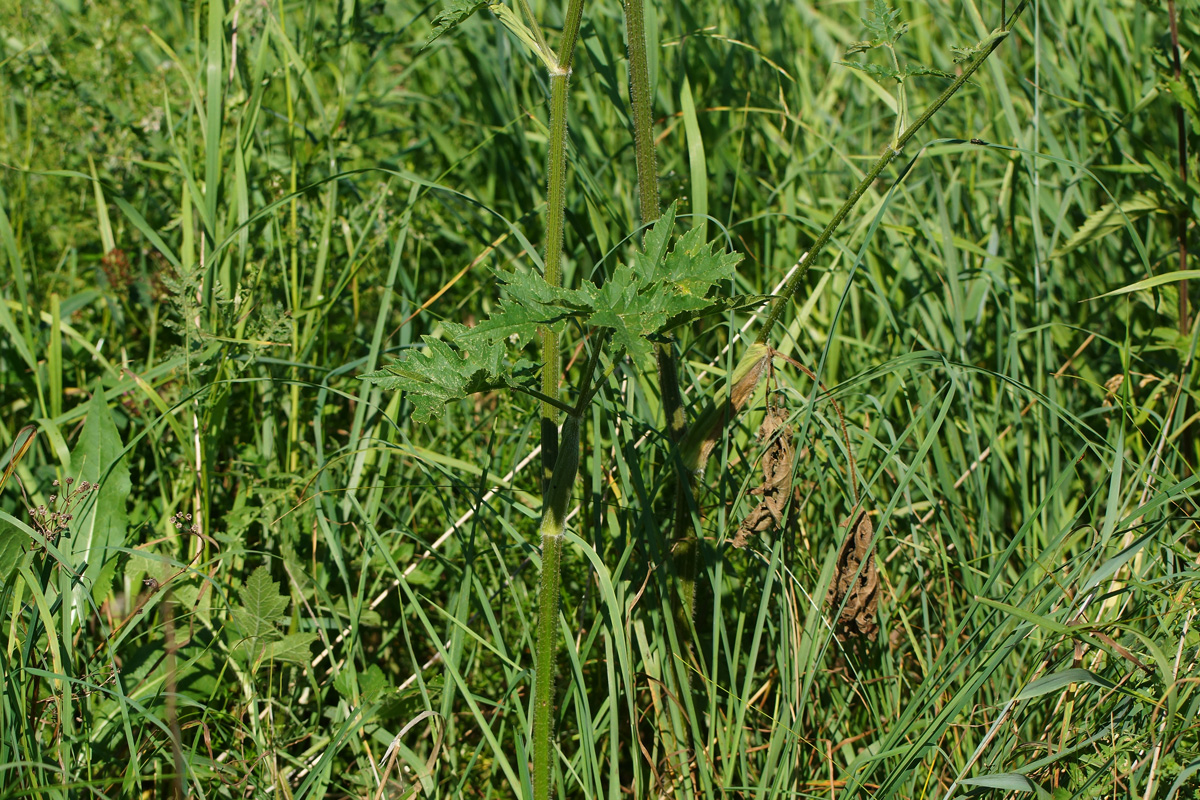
[826, 511, 879, 642]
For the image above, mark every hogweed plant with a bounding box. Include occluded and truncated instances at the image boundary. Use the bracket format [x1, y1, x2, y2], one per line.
[362, 0, 1029, 795]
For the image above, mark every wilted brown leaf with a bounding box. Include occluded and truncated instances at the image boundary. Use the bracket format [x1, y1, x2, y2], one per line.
[826, 511, 879, 642]
[732, 406, 795, 548]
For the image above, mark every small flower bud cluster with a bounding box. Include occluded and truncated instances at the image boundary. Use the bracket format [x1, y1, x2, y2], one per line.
[28, 477, 97, 546]
[171, 511, 201, 534]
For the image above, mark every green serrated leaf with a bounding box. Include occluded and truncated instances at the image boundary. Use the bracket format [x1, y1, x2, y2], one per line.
[363, 199, 741, 407]
[231, 565, 289, 640]
[839, 60, 904, 83]
[423, 0, 490, 49]
[447, 303, 565, 349]
[903, 64, 954, 80]
[261, 632, 318, 664]
[639, 201, 678, 266]
[861, 0, 906, 45]
[360, 337, 532, 424]
[652, 224, 742, 295]
[1051, 192, 1163, 259]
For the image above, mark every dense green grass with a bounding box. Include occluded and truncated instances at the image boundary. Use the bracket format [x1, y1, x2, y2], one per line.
[1, 0, 1198, 797]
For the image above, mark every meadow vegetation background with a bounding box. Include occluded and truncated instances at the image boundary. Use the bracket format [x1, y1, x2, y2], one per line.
[1, 0, 1199, 797]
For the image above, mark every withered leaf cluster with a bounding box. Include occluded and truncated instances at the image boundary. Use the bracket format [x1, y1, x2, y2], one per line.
[732, 406, 796, 549]
[826, 511, 879, 642]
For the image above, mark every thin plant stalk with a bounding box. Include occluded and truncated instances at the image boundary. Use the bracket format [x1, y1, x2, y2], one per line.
[755, 1, 1028, 346]
[531, 1, 586, 796]
[677, 2, 1030, 479]
[1167, 0, 1189, 336]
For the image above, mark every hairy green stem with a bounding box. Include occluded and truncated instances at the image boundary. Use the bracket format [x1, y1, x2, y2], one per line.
[623, 0, 659, 221]
[540, 72, 569, 488]
[756, 1, 1027, 345]
[532, 2, 587, 795]
[623, 3, 697, 780]
[538, 0, 585, 489]
[532, 414, 581, 800]
[516, 0, 554, 66]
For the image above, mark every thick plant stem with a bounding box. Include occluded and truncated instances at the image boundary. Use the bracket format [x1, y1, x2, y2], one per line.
[755, 1, 1028, 346]
[532, 1, 587, 794]
[621, 0, 688, 451]
[624, 0, 659, 221]
[531, 528, 563, 799]
[537, 0, 585, 488]
[540, 71, 571, 488]
[623, 0, 698, 667]
[531, 414, 581, 800]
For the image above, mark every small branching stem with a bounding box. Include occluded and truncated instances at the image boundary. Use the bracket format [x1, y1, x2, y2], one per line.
[756, 0, 1028, 345]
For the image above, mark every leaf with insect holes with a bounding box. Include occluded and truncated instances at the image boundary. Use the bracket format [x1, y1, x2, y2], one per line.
[360, 337, 536, 424]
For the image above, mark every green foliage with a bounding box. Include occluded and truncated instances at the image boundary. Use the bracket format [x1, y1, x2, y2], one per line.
[841, 1, 955, 82]
[0, 517, 26, 583]
[0, 0, 1197, 797]
[424, 0, 555, 68]
[68, 390, 130, 607]
[424, 0, 491, 48]
[847, 0, 908, 53]
[228, 565, 317, 670]
[359, 337, 533, 424]
[361, 203, 743, 418]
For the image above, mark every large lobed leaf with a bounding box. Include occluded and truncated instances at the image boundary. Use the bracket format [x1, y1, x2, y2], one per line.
[361, 337, 536, 424]
[361, 203, 747, 421]
[229, 565, 317, 669]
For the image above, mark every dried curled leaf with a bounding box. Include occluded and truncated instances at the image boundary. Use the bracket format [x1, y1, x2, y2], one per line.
[732, 406, 795, 548]
[826, 511, 879, 642]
